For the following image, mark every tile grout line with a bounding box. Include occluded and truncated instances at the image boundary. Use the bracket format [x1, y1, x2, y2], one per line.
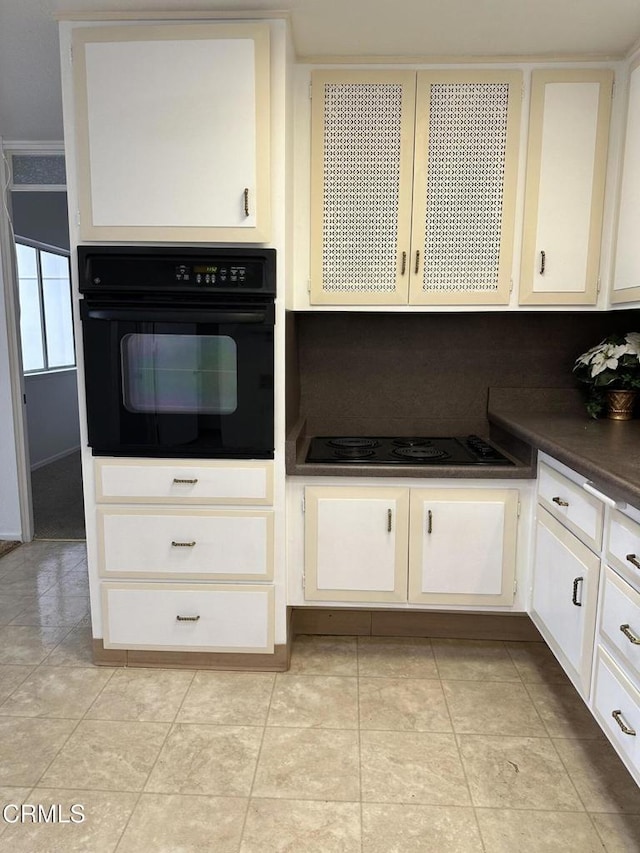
[110, 666, 199, 853]
[237, 671, 279, 851]
[356, 637, 364, 853]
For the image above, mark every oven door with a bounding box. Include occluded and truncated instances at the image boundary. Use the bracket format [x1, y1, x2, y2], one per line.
[80, 300, 274, 458]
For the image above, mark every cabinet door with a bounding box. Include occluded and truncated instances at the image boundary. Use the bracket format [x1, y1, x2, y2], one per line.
[309, 71, 416, 305]
[408, 488, 518, 605]
[613, 58, 640, 305]
[72, 23, 270, 242]
[409, 70, 522, 305]
[304, 486, 409, 601]
[530, 507, 600, 697]
[520, 70, 613, 305]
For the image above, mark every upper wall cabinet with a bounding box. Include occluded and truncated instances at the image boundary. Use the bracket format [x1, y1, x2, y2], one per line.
[519, 69, 613, 306]
[72, 23, 270, 243]
[612, 58, 640, 305]
[309, 69, 522, 305]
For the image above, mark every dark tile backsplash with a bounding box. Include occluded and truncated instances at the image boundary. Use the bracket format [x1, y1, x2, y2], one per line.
[289, 310, 640, 434]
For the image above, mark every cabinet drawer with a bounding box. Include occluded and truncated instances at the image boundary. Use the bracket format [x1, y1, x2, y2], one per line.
[102, 583, 274, 653]
[599, 566, 640, 683]
[592, 647, 640, 784]
[95, 459, 273, 505]
[607, 510, 640, 589]
[538, 462, 603, 551]
[97, 508, 273, 580]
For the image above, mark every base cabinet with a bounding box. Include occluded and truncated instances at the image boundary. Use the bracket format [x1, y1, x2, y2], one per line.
[94, 458, 276, 656]
[303, 485, 519, 606]
[530, 507, 600, 697]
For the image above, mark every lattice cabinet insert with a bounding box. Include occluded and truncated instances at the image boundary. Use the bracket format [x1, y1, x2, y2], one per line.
[309, 69, 522, 305]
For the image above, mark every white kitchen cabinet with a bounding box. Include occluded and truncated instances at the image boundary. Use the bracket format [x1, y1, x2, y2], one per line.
[303, 484, 519, 606]
[303, 486, 409, 602]
[519, 69, 613, 305]
[592, 648, 640, 785]
[530, 506, 600, 698]
[537, 460, 604, 552]
[97, 507, 274, 580]
[408, 488, 518, 605]
[612, 57, 640, 305]
[94, 458, 276, 657]
[71, 23, 270, 242]
[102, 582, 274, 652]
[309, 69, 522, 306]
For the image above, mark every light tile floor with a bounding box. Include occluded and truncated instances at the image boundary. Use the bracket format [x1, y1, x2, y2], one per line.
[0, 541, 639, 851]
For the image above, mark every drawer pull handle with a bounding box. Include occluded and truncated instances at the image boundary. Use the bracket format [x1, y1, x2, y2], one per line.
[612, 709, 636, 736]
[171, 541, 196, 548]
[427, 509, 433, 535]
[176, 615, 200, 622]
[401, 251, 407, 275]
[414, 250, 420, 274]
[552, 496, 569, 507]
[387, 509, 392, 533]
[627, 554, 640, 571]
[244, 187, 250, 217]
[173, 478, 198, 485]
[572, 576, 583, 607]
[539, 249, 546, 275]
[620, 624, 640, 645]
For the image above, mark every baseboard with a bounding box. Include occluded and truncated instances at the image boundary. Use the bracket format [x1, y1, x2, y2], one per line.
[291, 608, 543, 642]
[30, 445, 80, 471]
[92, 639, 290, 671]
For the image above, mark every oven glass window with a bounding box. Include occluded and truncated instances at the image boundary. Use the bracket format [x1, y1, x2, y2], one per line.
[121, 333, 238, 414]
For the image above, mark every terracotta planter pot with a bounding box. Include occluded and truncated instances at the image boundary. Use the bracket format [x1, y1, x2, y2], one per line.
[605, 389, 637, 420]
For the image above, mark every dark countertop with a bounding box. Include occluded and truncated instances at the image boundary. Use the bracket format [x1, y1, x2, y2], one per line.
[285, 416, 535, 480]
[487, 388, 640, 508]
[286, 388, 640, 505]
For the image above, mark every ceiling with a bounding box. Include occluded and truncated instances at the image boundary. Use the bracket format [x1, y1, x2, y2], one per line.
[1, 0, 640, 140]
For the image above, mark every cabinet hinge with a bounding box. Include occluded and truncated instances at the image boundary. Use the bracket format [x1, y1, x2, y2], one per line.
[509, 278, 514, 293]
[302, 572, 306, 591]
[517, 500, 521, 517]
[513, 579, 518, 595]
[69, 45, 73, 65]
[76, 210, 81, 227]
[301, 495, 306, 513]
[597, 276, 602, 294]
[307, 279, 311, 294]
[309, 81, 312, 100]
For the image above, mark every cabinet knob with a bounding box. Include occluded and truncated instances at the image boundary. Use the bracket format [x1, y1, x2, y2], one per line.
[171, 541, 196, 548]
[552, 496, 569, 507]
[571, 576, 583, 606]
[626, 554, 640, 570]
[612, 709, 636, 736]
[620, 624, 640, 646]
[176, 614, 200, 622]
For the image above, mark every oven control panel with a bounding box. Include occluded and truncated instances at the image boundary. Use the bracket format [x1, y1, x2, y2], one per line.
[78, 247, 276, 296]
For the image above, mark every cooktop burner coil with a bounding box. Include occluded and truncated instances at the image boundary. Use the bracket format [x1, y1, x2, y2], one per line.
[327, 438, 380, 449]
[392, 445, 449, 460]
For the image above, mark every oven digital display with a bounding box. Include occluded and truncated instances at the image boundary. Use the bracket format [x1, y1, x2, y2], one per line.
[193, 266, 218, 274]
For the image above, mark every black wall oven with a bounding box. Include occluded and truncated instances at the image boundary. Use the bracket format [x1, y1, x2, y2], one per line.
[78, 246, 276, 458]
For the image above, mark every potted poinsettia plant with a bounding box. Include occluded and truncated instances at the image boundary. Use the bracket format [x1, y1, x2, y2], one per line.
[573, 332, 640, 419]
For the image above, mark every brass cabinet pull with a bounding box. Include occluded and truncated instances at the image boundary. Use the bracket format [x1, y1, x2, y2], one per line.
[173, 478, 198, 485]
[171, 541, 196, 548]
[427, 509, 433, 534]
[540, 250, 546, 275]
[244, 187, 250, 217]
[176, 614, 200, 622]
[612, 709, 636, 736]
[387, 509, 392, 533]
[401, 251, 407, 275]
[627, 554, 640, 570]
[414, 250, 420, 274]
[571, 576, 583, 607]
[552, 496, 569, 507]
[620, 624, 640, 645]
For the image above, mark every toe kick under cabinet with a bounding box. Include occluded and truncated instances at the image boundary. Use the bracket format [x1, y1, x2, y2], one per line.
[95, 459, 275, 654]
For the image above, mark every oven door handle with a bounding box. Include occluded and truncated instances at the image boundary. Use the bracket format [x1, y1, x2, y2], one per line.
[82, 307, 272, 324]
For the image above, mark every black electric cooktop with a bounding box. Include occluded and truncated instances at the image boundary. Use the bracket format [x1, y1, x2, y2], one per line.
[305, 435, 514, 466]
